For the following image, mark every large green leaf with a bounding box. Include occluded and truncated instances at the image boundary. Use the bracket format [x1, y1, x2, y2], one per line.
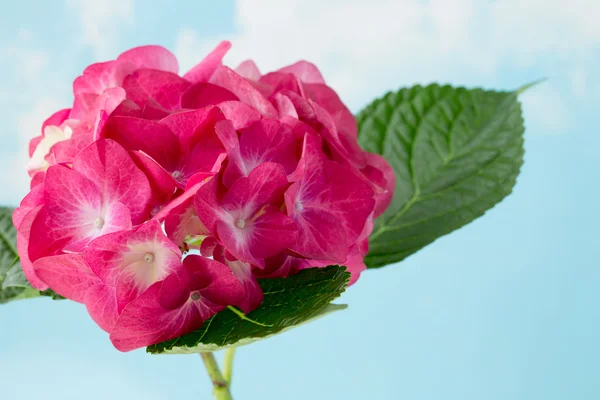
[148, 266, 350, 354]
[357, 84, 524, 268]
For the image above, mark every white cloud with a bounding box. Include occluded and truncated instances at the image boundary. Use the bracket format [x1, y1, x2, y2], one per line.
[66, 0, 134, 59]
[175, 0, 599, 130]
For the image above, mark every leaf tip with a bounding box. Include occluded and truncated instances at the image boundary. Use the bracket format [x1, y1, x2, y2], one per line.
[515, 78, 548, 95]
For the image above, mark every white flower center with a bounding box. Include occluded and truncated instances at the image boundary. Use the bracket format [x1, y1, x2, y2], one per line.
[235, 219, 246, 229]
[94, 217, 105, 229]
[144, 253, 155, 263]
[294, 200, 304, 212]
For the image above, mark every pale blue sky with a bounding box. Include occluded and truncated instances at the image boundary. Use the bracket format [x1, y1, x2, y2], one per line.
[1, 1, 599, 399]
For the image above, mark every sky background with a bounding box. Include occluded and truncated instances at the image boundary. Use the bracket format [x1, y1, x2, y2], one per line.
[0, 1, 599, 399]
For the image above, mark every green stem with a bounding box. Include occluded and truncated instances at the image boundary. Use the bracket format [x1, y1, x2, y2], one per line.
[223, 347, 236, 385]
[201, 353, 233, 400]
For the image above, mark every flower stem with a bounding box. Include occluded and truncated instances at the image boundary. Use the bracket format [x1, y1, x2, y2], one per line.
[223, 347, 236, 385]
[201, 353, 233, 400]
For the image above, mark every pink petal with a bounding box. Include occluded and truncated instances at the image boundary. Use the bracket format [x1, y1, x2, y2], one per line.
[310, 99, 365, 166]
[159, 106, 224, 150]
[33, 253, 99, 303]
[51, 132, 94, 164]
[118, 45, 179, 74]
[210, 66, 277, 118]
[13, 183, 44, 229]
[193, 175, 224, 235]
[235, 60, 262, 81]
[272, 92, 299, 119]
[180, 82, 239, 109]
[123, 69, 191, 112]
[181, 255, 246, 309]
[103, 116, 181, 172]
[85, 221, 182, 313]
[224, 258, 263, 313]
[110, 254, 247, 352]
[85, 283, 118, 332]
[284, 182, 347, 263]
[29, 167, 102, 260]
[28, 136, 43, 158]
[221, 162, 289, 213]
[73, 60, 136, 96]
[72, 139, 152, 223]
[217, 208, 297, 265]
[278, 61, 326, 84]
[128, 150, 178, 205]
[110, 282, 199, 351]
[184, 40, 231, 83]
[16, 205, 48, 290]
[361, 152, 396, 218]
[217, 101, 262, 130]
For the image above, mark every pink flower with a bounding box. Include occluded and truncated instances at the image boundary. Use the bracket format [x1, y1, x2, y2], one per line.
[110, 255, 245, 352]
[15, 40, 395, 351]
[194, 163, 298, 268]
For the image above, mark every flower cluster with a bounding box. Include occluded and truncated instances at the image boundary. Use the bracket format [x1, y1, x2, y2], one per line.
[13, 42, 394, 351]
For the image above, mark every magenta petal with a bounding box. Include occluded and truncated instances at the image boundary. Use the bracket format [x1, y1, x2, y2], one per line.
[103, 116, 181, 171]
[118, 45, 179, 74]
[185, 255, 246, 307]
[272, 93, 299, 119]
[216, 208, 297, 267]
[210, 66, 277, 118]
[184, 40, 231, 83]
[180, 82, 239, 109]
[246, 210, 298, 259]
[221, 162, 289, 212]
[278, 61, 326, 84]
[224, 258, 263, 313]
[41, 109, 70, 135]
[193, 176, 224, 235]
[72, 139, 152, 223]
[51, 132, 94, 164]
[285, 182, 347, 263]
[217, 101, 262, 130]
[362, 152, 396, 218]
[123, 69, 191, 112]
[85, 283, 118, 332]
[73, 60, 135, 96]
[28, 136, 43, 159]
[30, 166, 103, 260]
[159, 106, 224, 150]
[13, 183, 44, 229]
[128, 150, 178, 205]
[16, 205, 48, 290]
[235, 60, 262, 81]
[110, 282, 205, 352]
[33, 253, 99, 303]
[85, 221, 182, 313]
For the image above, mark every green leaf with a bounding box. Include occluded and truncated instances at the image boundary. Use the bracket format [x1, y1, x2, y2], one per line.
[357, 84, 524, 268]
[147, 266, 350, 354]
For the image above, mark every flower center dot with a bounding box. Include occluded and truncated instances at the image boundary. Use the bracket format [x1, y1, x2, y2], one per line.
[94, 217, 104, 229]
[295, 201, 304, 212]
[235, 219, 246, 229]
[171, 171, 183, 181]
[144, 253, 155, 263]
[190, 292, 201, 301]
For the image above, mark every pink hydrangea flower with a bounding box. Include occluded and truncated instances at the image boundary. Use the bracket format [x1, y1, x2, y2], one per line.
[14, 40, 395, 351]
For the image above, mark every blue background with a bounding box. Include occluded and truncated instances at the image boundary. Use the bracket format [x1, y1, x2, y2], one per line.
[1, 1, 598, 399]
